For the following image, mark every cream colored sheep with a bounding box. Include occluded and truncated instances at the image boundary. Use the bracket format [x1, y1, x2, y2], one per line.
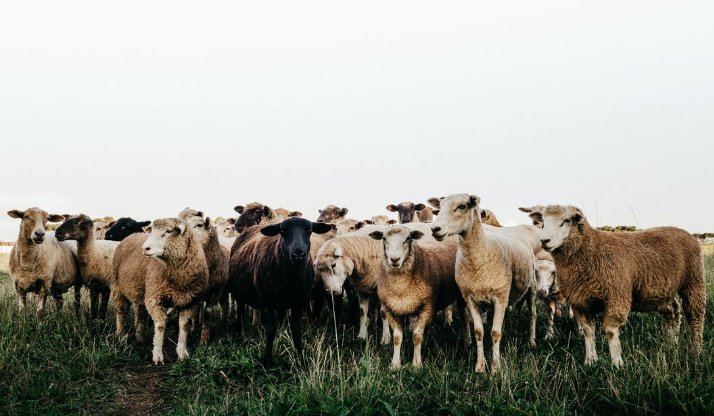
[430, 194, 537, 373]
[215, 220, 236, 238]
[7, 208, 81, 318]
[368, 226, 464, 369]
[367, 215, 397, 227]
[55, 214, 120, 319]
[274, 207, 303, 222]
[112, 218, 209, 364]
[531, 205, 706, 367]
[335, 219, 368, 236]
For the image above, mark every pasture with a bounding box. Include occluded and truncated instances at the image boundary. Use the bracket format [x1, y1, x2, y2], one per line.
[0, 247, 713, 415]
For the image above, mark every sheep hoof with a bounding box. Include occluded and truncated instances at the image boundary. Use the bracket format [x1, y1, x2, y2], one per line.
[411, 362, 423, 369]
[584, 357, 597, 366]
[153, 352, 164, 365]
[390, 362, 402, 370]
[177, 347, 189, 361]
[380, 336, 391, 346]
[544, 332, 554, 341]
[611, 357, 623, 368]
[475, 361, 486, 373]
[357, 332, 367, 340]
[529, 339, 536, 348]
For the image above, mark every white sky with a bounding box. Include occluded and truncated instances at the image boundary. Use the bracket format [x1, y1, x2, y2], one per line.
[1, 1, 713, 241]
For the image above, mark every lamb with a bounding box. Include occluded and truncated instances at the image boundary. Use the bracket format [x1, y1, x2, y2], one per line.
[105, 217, 151, 241]
[55, 214, 120, 319]
[184, 216, 230, 344]
[334, 219, 368, 236]
[368, 226, 464, 369]
[7, 208, 81, 318]
[274, 208, 303, 222]
[530, 205, 706, 367]
[229, 217, 332, 365]
[386, 202, 426, 224]
[112, 218, 209, 364]
[316, 205, 349, 224]
[430, 194, 537, 373]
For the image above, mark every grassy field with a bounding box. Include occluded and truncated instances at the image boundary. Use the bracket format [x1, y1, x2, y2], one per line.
[1, 247, 713, 415]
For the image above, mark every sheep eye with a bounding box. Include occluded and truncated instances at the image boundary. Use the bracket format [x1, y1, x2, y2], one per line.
[562, 219, 570, 226]
[457, 204, 466, 210]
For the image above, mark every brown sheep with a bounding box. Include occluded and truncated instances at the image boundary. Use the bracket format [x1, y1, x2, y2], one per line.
[55, 214, 120, 319]
[415, 207, 436, 223]
[316, 205, 348, 224]
[233, 202, 278, 233]
[7, 208, 81, 318]
[430, 194, 537, 373]
[334, 219, 368, 236]
[428, 198, 502, 227]
[112, 218, 209, 364]
[368, 226, 464, 369]
[386, 201, 426, 224]
[531, 205, 706, 367]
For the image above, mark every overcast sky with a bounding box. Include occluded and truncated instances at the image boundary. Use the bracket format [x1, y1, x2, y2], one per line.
[1, 1, 712, 241]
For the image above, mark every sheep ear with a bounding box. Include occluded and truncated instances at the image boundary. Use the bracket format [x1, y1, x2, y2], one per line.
[432, 209, 440, 216]
[138, 221, 151, 228]
[175, 223, 186, 235]
[572, 212, 584, 224]
[227, 218, 236, 224]
[368, 231, 384, 241]
[334, 247, 343, 257]
[468, 195, 481, 208]
[234, 206, 245, 214]
[355, 221, 366, 230]
[410, 230, 424, 240]
[528, 212, 543, 224]
[364, 220, 373, 225]
[107, 221, 116, 228]
[312, 222, 333, 235]
[427, 197, 441, 209]
[263, 206, 274, 218]
[330, 223, 337, 231]
[480, 210, 487, 219]
[518, 207, 532, 213]
[339, 208, 348, 217]
[145, 226, 153, 233]
[289, 211, 302, 217]
[79, 218, 94, 229]
[260, 224, 281, 237]
[205, 217, 211, 228]
[387, 219, 397, 225]
[197, 211, 204, 218]
[8, 210, 25, 219]
[48, 214, 66, 222]
[62, 214, 71, 220]
[415, 203, 425, 211]
[386, 205, 397, 212]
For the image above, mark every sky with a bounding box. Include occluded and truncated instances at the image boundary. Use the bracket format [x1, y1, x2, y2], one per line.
[1, 1, 713, 241]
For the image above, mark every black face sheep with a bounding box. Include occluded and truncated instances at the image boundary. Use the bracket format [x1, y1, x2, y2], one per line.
[531, 205, 706, 367]
[104, 217, 151, 241]
[229, 217, 332, 365]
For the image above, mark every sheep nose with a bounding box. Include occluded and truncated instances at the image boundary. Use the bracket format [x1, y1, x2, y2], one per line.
[35, 231, 45, 237]
[431, 226, 441, 233]
[541, 238, 550, 246]
[390, 256, 401, 264]
[143, 246, 151, 253]
[292, 249, 306, 260]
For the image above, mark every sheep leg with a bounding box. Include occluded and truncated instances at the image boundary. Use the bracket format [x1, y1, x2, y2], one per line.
[135, 304, 148, 344]
[527, 288, 537, 348]
[16, 288, 27, 315]
[460, 300, 472, 348]
[383, 309, 403, 370]
[357, 293, 370, 340]
[200, 305, 213, 345]
[490, 299, 507, 372]
[289, 306, 304, 365]
[52, 292, 63, 313]
[150, 308, 168, 365]
[261, 309, 277, 366]
[252, 308, 259, 326]
[177, 308, 194, 360]
[99, 290, 110, 320]
[219, 292, 229, 323]
[114, 294, 130, 338]
[444, 304, 453, 326]
[660, 299, 681, 344]
[603, 309, 627, 368]
[37, 290, 48, 319]
[572, 309, 597, 366]
[545, 299, 556, 340]
[89, 288, 99, 320]
[466, 298, 486, 373]
[235, 301, 245, 337]
[681, 281, 706, 353]
[411, 308, 433, 369]
[73, 283, 81, 316]
[380, 306, 391, 346]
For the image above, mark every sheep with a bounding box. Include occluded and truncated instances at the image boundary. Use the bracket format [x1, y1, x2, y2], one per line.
[184, 216, 230, 344]
[7, 208, 81, 318]
[274, 207, 303, 222]
[229, 217, 332, 365]
[518, 206, 545, 228]
[534, 259, 560, 339]
[367, 226, 464, 369]
[415, 207, 436, 223]
[429, 199, 502, 228]
[430, 194, 537, 373]
[316, 205, 349, 224]
[386, 202, 426, 224]
[178, 207, 203, 221]
[55, 214, 120, 319]
[367, 215, 397, 227]
[530, 205, 706, 367]
[112, 218, 209, 364]
[232, 202, 278, 233]
[93, 221, 110, 240]
[215, 220, 236, 238]
[334, 219, 368, 236]
[105, 217, 151, 241]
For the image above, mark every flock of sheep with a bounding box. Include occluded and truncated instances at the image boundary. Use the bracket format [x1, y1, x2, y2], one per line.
[6, 194, 706, 372]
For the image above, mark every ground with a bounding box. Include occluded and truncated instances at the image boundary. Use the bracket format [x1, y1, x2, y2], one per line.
[0, 247, 713, 415]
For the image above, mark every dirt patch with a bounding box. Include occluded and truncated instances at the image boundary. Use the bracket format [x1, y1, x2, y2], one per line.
[110, 365, 169, 416]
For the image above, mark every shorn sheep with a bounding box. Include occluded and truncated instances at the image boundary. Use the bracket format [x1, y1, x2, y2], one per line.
[55, 214, 120, 319]
[112, 218, 209, 364]
[229, 217, 332, 365]
[530, 205, 706, 367]
[368, 225, 463, 369]
[430, 194, 537, 373]
[8, 208, 81, 318]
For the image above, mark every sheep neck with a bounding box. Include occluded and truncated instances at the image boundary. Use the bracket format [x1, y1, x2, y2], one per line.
[551, 221, 592, 261]
[15, 233, 41, 266]
[75, 229, 96, 266]
[458, 214, 486, 255]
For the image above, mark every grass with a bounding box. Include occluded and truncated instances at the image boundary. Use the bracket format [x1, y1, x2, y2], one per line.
[1, 246, 713, 415]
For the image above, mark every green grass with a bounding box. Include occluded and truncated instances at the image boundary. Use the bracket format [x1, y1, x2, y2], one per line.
[1, 247, 713, 415]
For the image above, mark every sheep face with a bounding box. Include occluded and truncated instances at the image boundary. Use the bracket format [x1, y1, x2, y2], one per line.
[315, 244, 351, 296]
[519, 206, 545, 229]
[538, 206, 585, 252]
[142, 218, 187, 259]
[185, 216, 212, 245]
[274, 208, 303, 222]
[178, 207, 203, 221]
[386, 202, 426, 224]
[55, 215, 93, 242]
[535, 259, 556, 298]
[335, 219, 366, 236]
[369, 215, 391, 227]
[429, 194, 480, 241]
[7, 207, 66, 245]
[105, 218, 151, 241]
[261, 217, 333, 265]
[233, 203, 274, 233]
[215, 221, 236, 238]
[316, 205, 348, 224]
[94, 221, 108, 239]
[368, 226, 424, 269]
[415, 207, 434, 223]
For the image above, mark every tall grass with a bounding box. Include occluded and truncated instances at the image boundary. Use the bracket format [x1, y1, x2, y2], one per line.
[1, 246, 713, 415]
